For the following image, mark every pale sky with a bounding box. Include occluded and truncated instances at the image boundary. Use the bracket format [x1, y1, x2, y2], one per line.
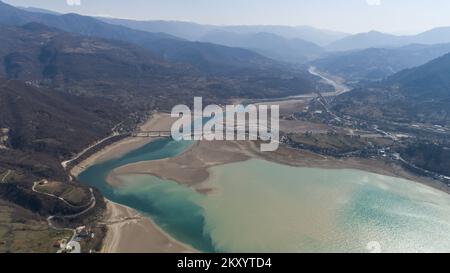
[4, 0, 450, 34]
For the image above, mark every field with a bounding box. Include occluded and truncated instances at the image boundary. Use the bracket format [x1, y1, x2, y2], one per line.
[0, 200, 72, 253]
[290, 133, 394, 152]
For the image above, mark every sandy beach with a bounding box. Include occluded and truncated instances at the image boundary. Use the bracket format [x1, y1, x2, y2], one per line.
[101, 200, 196, 253]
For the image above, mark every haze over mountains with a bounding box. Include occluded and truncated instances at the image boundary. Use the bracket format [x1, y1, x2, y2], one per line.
[333, 52, 450, 125]
[326, 28, 450, 52]
[7, 1, 450, 76]
[0, 1, 330, 103]
[199, 30, 324, 63]
[2, 0, 450, 98]
[2, 0, 450, 125]
[100, 18, 348, 46]
[313, 43, 450, 81]
[96, 17, 340, 64]
[100, 15, 450, 77]
[0, 23, 324, 111]
[2, 0, 450, 126]
[0, 1, 281, 75]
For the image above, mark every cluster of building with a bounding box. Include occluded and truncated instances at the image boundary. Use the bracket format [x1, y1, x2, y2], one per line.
[54, 226, 95, 254]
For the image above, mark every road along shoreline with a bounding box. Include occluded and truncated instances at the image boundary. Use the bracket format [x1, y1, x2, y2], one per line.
[70, 113, 196, 253]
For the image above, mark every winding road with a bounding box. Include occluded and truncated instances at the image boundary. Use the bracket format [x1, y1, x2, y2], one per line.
[32, 180, 97, 253]
[32, 181, 95, 209]
[1, 170, 11, 183]
[32, 181, 96, 219]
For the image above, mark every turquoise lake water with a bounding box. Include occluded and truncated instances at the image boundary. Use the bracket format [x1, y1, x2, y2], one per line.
[78, 139, 450, 253]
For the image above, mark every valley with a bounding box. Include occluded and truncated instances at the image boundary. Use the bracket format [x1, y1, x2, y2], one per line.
[1, 0, 450, 254]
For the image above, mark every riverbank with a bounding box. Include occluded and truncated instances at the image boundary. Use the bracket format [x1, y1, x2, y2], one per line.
[101, 200, 196, 253]
[71, 113, 177, 177]
[72, 113, 197, 253]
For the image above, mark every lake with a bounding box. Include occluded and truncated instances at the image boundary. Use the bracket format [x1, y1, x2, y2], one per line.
[79, 139, 450, 253]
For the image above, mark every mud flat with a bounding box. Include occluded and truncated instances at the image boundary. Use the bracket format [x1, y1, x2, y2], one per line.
[108, 138, 447, 194]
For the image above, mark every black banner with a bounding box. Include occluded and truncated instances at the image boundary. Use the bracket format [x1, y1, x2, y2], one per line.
[0, 253, 439, 272]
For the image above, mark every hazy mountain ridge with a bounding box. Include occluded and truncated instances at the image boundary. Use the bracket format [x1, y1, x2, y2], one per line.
[100, 17, 349, 46]
[313, 43, 450, 81]
[327, 28, 450, 51]
[199, 30, 324, 63]
[0, 1, 281, 74]
[386, 52, 450, 97]
[99, 18, 348, 63]
[333, 53, 450, 125]
[0, 23, 187, 102]
[0, 23, 324, 105]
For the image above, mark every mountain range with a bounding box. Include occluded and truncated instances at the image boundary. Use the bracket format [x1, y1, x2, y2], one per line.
[333, 52, 450, 125]
[327, 28, 450, 52]
[100, 18, 349, 46]
[199, 30, 324, 63]
[0, 1, 281, 74]
[0, 22, 324, 112]
[11, 2, 450, 68]
[100, 18, 340, 64]
[313, 43, 450, 81]
[101, 16, 450, 60]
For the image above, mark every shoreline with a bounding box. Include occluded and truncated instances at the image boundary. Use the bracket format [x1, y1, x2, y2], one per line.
[101, 200, 197, 253]
[73, 113, 197, 253]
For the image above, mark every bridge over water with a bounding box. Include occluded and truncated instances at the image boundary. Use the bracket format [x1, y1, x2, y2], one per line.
[131, 131, 172, 137]
[131, 130, 270, 139]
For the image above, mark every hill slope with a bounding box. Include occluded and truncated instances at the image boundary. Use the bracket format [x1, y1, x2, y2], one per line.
[327, 27, 450, 52]
[333, 53, 450, 125]
[0, 0, 277, 74]
[199, 31, 324, 63]
[326, 31, 404, 51]
[0, 23, 324, 104]
[0, 78, 124, 157]
[313, 43, 450, 81]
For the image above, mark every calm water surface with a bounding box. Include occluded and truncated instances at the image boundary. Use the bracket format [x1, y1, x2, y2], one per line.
[79, 139, 450, 253]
